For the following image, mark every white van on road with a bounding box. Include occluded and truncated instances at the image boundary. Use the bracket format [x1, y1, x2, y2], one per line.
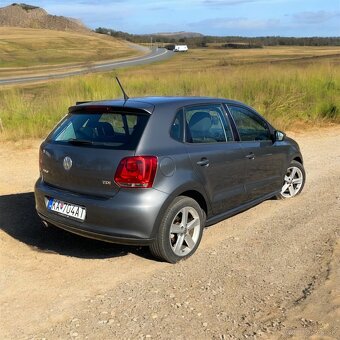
[173, 45, 188, 52]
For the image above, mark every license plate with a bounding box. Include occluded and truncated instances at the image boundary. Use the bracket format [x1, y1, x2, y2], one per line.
[47, 198, 86, 221]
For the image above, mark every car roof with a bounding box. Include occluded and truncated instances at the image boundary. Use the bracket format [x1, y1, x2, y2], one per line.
[72, 96, 245, 114]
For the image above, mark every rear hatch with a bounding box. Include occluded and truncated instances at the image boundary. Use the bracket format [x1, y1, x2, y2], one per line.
[40, 106, 150, 198]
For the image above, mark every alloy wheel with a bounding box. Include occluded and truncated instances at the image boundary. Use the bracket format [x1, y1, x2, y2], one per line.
[281, 166, 304, 198]
[169, 206, 201, 256]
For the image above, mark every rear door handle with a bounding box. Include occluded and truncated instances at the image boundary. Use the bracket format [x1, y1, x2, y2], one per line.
[196, 158, 210, 166]
[245, 152, 255, 160]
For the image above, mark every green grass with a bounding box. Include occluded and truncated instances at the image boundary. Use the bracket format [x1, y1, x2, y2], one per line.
[0, 47, 339, 141]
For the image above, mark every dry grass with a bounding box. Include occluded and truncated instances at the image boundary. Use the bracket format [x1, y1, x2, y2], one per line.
[0, 46, 339, 141]
[148, 46, 340, 70]
[0, 27, 138, 69]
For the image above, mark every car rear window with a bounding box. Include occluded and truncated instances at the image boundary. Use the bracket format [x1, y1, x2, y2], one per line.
[48, 112, 149, 150]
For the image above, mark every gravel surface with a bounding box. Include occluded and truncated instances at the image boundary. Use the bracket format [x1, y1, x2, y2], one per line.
[0, 127, 339, 339]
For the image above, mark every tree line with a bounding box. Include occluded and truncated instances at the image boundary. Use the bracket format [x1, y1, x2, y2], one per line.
[94, 27, 340, 48]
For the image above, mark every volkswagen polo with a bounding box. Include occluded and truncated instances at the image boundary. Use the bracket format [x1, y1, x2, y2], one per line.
[35, 96, 305, 263]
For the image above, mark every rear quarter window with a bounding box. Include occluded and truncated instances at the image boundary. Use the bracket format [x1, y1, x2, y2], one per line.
[49, 112, 148, 150]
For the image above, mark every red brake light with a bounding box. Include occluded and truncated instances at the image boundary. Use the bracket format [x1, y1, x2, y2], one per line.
[114, 156, 158, 188]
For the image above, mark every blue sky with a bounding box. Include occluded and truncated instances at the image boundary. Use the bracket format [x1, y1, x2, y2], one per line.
[1, 0, 339, 36]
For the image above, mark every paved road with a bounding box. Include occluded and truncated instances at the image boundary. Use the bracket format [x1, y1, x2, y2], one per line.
[0, 48, 173, 86]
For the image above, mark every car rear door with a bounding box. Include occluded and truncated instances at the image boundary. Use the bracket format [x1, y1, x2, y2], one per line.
[183, 104, 247, 215]
[226, 104, 286, 201]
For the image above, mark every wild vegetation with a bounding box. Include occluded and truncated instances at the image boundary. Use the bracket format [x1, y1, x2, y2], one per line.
[9, 3, 39, 11]
[0, 47, 339, 140]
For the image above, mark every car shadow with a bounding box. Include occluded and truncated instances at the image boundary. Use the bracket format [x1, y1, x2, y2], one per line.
[0, 192, 152, 260]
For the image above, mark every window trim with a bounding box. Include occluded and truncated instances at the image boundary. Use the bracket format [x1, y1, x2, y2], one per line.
[220, 104, 237, 142]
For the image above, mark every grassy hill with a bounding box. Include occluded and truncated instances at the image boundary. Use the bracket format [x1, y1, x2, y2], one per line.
[0, 27, 139, 69]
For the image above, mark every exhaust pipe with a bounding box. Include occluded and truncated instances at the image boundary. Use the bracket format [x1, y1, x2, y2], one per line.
[42, 220, 49, 228]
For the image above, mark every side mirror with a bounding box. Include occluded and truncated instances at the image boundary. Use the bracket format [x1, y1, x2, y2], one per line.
[275, 130, 285, 141]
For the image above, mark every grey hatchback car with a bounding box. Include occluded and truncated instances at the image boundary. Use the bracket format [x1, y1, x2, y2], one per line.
[35, 96, 305, 263]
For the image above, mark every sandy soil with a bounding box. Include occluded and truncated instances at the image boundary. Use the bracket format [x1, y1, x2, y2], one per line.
[0, 127, 339, 339]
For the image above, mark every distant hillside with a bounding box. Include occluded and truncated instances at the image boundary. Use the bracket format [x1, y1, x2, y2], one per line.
[95, 27, 340, 47]
[0, 3, 89, 32]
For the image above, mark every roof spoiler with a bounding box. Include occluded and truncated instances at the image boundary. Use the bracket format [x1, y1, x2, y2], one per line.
[68, 105, 152, 114]
[76, 101, 92, 105]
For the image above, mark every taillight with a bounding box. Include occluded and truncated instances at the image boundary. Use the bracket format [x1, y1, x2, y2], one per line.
[114, 156, 157, 188]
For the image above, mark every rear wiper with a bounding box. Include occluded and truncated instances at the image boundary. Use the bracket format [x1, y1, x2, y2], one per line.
[67, 139, 94, 145]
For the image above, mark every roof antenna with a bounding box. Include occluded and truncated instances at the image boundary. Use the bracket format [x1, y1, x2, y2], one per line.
[115, 76, 129, 102]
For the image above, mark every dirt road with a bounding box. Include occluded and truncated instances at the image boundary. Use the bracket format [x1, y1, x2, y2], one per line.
[0, 127, 339, 339]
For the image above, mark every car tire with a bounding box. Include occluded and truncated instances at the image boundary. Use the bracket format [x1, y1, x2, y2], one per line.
[277, 160, 305, 199]
[150, 196, 205, 263]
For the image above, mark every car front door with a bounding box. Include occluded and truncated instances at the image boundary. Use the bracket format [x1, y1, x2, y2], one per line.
[226, 104, 286, 201]
[183, 104, 247, 215]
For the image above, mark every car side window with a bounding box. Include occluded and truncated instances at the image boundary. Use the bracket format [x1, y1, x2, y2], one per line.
[170, 109, 184, 142]
[184, 104, 233, 143]
[228, 105, 272, 141]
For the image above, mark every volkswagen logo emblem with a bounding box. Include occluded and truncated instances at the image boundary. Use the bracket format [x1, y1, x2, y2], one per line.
[63, 156, 72, 171]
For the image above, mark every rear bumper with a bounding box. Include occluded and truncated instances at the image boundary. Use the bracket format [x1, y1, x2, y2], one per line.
[34, 178, 169, 245]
